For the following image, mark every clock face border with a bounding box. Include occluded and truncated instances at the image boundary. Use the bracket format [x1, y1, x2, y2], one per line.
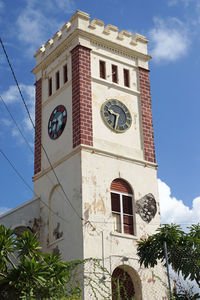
[101, 99, 132, 133]
[48, 105, 67, 140]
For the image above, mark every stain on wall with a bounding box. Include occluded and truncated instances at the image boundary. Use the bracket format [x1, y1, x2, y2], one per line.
[53, 223, 63, 239]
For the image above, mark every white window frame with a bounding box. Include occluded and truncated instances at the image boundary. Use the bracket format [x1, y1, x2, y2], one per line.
[111, 190, 133, 235]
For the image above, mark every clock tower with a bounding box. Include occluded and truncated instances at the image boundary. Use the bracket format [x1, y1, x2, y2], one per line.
[32, 11, 167, 299]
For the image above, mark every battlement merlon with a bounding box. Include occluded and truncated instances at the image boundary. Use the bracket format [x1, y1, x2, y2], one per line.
[32, 10, 151, 74]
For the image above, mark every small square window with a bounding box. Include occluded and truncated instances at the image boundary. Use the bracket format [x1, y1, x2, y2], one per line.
[63, 64, 68, 84]
[124, 69, 130, 87]
[99, 60, 106, 79]
[48, 78, 52, 96]
[56, 71, 60, 90]
[112, 65, 118, 83]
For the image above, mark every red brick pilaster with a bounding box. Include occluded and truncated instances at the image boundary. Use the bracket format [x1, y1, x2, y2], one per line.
[34, 78, 42, 174]
[138, 67, 156, 163]
[71, 45, 93, 148]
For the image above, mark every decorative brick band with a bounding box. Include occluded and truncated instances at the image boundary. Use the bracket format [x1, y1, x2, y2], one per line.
[34, 78, 42, 174]
[138, 67, 156, 163]
[71, 45, 93, 148]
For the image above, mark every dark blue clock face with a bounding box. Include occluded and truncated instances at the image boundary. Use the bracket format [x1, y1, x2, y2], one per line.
[48, 105, 67, 140]
[101, 99, 132, 133]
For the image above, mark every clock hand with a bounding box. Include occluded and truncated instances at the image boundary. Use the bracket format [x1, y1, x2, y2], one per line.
[114, 114, 119, 130]
[52, 120, 57, 132]
[108, 108, 120, 129]
[108, 108, 117, 116]
[56, 114, 63, 132]
[52, 119, 58, 133]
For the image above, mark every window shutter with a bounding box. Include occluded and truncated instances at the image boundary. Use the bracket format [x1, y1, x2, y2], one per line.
[99, 60, 106, 79]
[124, 215, 134, 234]
[123, 68, 130, 87]
[112, 64, 118, 83]
[122, 195, 133, 214]
[111, 193, 120, 213]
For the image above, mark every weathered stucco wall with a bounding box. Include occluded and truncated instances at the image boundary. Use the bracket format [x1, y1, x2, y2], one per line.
[0, 198, 40, 232]
[81, 149, 166, 299]
[34, 152, 83, 262]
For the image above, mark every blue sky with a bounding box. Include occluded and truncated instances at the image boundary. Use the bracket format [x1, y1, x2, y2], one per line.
[0, 0, 200, 225]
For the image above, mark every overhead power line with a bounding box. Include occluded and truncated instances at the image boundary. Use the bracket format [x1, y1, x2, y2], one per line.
[0, 148, 68, 224]
[0, 95, 34, 154]
[0, 38, 83, 222]
[0, 148, 34, 194]
[0, 94, 72, 217]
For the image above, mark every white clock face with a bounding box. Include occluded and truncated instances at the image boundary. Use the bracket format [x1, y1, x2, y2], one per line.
[48, 105, 67, 140]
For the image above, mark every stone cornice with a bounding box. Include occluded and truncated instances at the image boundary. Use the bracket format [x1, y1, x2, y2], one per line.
[33, 144, 158, 182]
[79, 28, 152, 61]
[32, 28, 151, 75]
[32, 10, 151, 75]
[82, 145, 158, 169]
[32, 146, 81, 182]
[34, 10, 149, 59]
[32, 31, 76, 74]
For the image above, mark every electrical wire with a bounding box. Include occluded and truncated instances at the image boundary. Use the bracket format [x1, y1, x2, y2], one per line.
[0, 92, 75, 224]
[0, 94, 75, 222]
[0, 148, 68, 224]
[87, 220, 199, 225]
[87, 220, 199, 227]
[0, 37, 83, 222]
[2, 38, 194, 229]
[0, 148, 34, 194]
[0, 95, 34, 154]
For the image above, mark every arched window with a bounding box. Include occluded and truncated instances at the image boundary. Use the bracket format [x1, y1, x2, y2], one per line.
[112, 267, 135, 300]
[110, 178, 134, 235]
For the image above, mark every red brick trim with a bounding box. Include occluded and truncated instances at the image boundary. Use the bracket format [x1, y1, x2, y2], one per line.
[34, 78, 42, 174]
[71, 45, 93, 148]
[138, 67, 156, 163]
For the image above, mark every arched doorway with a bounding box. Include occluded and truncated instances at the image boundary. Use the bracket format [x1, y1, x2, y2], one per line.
[112, 267, 135, 300]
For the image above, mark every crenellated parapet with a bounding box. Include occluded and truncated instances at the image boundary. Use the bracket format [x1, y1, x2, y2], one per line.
[33, 10, 151, 71]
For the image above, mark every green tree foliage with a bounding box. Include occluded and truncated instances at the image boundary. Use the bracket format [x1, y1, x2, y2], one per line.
[137, 224, 200, 297]
[0, 225, 110, 300]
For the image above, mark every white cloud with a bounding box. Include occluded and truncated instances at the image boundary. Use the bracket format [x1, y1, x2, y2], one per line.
[1, 85, 21, 104]
[21, 85, 35, 131]
[11, 128, 20, 137]
[0, 207, 10, 215]
[16, 8, 53, 53]
[158, 178, 200, 227]
[2, 84, 34, 104]
[168, 0, 178, 5]
[168, 0, 192, 7]
[1, 118, 12, 127]
[1, 84, 35, 133]
[53, 0, 74, 11]
[16, 0, 75, 54]
[0, 0, 4, 10]
[149, 17, 190, 63]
